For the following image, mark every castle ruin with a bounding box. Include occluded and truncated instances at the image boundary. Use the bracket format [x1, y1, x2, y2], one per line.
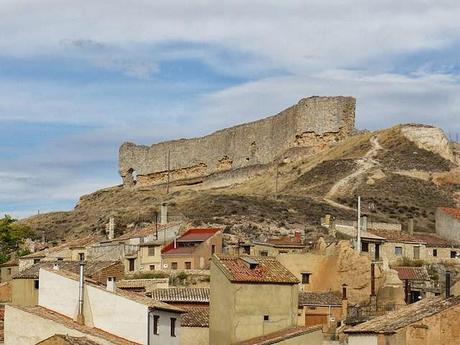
[119, 96, 356, 188]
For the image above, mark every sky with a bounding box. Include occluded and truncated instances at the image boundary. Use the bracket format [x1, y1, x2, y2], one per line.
[1, 1, 460, 219]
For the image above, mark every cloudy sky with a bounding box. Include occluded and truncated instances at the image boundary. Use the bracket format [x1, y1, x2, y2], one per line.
[1, 1, 460, 218]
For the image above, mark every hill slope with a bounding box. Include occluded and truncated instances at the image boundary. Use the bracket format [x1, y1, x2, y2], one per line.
[22, 124, 460, 241]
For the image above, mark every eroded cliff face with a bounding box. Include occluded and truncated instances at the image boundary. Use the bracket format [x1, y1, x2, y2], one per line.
[119, 96, 356, 188]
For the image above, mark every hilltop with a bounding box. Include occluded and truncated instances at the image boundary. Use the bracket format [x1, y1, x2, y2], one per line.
[21, 123, 460, 241]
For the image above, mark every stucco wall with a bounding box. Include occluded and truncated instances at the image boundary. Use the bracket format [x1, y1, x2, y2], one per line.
[348, 334, 378, 345]
[119, 96, 355, 187]
[0, 265, 18, 282]
[11, 279, 38, 305]
[380, 242, 427, 264]
[4, 305, 115, 345]
[275, 330, 323, 345]
[209, 260, 298, 345]
[181, 327, 209, 345]
[436, 209, 460, 243]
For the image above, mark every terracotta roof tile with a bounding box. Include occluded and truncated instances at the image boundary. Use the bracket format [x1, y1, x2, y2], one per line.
[117, 278, 168, 290]
[14, 261, 120, 280]
[412, 232, 460, 248]
[368, 229, 424, 243]
[10, 305, 139, 345]
[177, 228, 221, 242]
[441, 207, 460, 220]
[150, 288, 209, 303]
[180, 306, 209, 327]
[298, 292, 342, 307]
[345, 296, 460, 334]
[213, 255, 298, 285]
[37, 334, 101, 345]
[393, 267, 430, 281]
[236, 326, 322, 345]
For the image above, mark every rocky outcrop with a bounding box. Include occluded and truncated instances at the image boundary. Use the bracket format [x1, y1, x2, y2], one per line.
[119, 96, 356, 188]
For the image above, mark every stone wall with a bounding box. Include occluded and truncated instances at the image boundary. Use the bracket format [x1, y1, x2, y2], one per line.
[119, 96, 356, 187]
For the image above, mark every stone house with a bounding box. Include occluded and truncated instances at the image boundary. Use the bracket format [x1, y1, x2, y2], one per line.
[150, 288, 210, 345]
[209, 254, 322, 345]
[251, 232, 307, 257]
[345, 296, 460, 345]
[435, 207, 460, 242]
[393, 266, 433, 303]
[4, 265, 184, 345]
[18, 236, 101, 271]
[161, 228, 223, 270]
[298, 291, 344, 329]
[412, 232, 460, 262]
[0, 259, 18, 283]
[11, 261, 124, 306]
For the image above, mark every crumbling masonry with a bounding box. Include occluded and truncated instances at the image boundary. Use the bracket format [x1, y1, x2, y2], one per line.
[119, 96, 356, 188]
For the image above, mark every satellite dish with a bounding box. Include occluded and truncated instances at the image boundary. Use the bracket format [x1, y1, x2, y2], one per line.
[163, 263, 168, 268]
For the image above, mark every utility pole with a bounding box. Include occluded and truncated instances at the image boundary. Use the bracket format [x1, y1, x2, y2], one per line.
[357, 196, 361, 253]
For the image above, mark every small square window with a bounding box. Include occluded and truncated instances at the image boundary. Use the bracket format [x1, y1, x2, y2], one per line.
[185, 262, 192, 269]
[451, 251, 457, 259]
[301, 273, 311, 284]
[263, 315, 269, 321]
[149, 265, 155, 271]
[7, 268, 11, 275]
[361, 242, 369, 252]
[148, 246, 156, 256]
[433, 249, 438, 257]
[78, 253, 85, 261]
[395, 247, 403, 256]
[260, 251, 268, 257]
[171, 262, 178, 270]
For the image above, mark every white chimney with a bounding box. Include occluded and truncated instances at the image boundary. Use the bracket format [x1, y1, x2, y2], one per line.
[53, 263, 60, 271]
[106, 217, 115, 240]
[160, 203, 168, 225]
[106, 276, 117, 292]
[76, 262, 85, 325]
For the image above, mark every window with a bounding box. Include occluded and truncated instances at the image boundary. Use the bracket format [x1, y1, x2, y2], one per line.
[185, 261, 192, 269]
[33, 259, 41, 264]
[148, 246, 156, 256]
[395, 247, 403, 256]
[7, 268, 11, 275]
[170, 318, 176, 337]
[263, 315, 269, 321]
[301, 273, 311, 284]
[211, 245, 216, 255]
[413, 246, 420, 260]
[78, 253, 85, 261]
[171, 262, 178, 270]
[361, 242, 369, 252]
[128, 258, 135, 271]
[433, 249, 438, 257]
[57, 258, 64, 261]
[153, 315, 159, 335]
[451, 251, 457, 259]
[34, 280, 39, 290]
[260, 251, 268, 257]
[149, 265, 155, 271]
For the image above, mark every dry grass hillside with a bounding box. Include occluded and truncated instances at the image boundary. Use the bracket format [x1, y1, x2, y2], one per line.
[22, 124, 460, 241]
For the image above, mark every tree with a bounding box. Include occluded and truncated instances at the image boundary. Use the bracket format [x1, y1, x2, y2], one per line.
[0, 215, 33, 264]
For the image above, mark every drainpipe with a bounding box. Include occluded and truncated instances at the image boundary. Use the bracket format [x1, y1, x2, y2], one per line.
[76, 262, 85, 325]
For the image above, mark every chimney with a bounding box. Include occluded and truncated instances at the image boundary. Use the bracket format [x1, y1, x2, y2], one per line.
[160, 203, 168, 225]
[294, 231, 302, 243]
[408, 218, 414, 235]
[341, 284, 348, 319]
[107, 217, 115, 240]
[446, 272, 452, 299]
[106, 276, 117, 292]
[362, 214, 368, 233]
[76, 262, 85, 325]
[53, 263, 60, 271]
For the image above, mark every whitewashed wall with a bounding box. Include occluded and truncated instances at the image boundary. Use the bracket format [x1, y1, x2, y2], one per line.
[348, 334, 378, 345]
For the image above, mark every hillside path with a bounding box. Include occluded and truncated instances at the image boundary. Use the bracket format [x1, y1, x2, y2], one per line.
[324, 136, 382, 208]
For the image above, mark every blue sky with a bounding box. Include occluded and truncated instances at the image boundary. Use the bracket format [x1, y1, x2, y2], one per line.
[1, 1, 460, 218]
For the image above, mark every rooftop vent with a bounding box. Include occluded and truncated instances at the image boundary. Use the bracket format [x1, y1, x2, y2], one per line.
[241, 257, 259, 270]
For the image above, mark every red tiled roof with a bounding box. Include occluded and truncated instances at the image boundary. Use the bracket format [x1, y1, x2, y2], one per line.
[213, 255, 299, 285]
[176, 228, 221, 242]
[180, 306, 209, 327]
[368, 229, 424, 244]
[162, 228, 221, 255]
[393, 267, 430, 281]
[236, 326, 322, 345]
[440, 207, 460, 220]
[150, 288, 209, 303]
[412, 232, 460, 248]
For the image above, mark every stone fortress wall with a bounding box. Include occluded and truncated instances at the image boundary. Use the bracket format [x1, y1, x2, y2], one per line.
[119, 96, 356, 188]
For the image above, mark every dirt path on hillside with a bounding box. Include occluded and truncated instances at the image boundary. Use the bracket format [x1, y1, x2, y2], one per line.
[324, 136, 382, 208]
